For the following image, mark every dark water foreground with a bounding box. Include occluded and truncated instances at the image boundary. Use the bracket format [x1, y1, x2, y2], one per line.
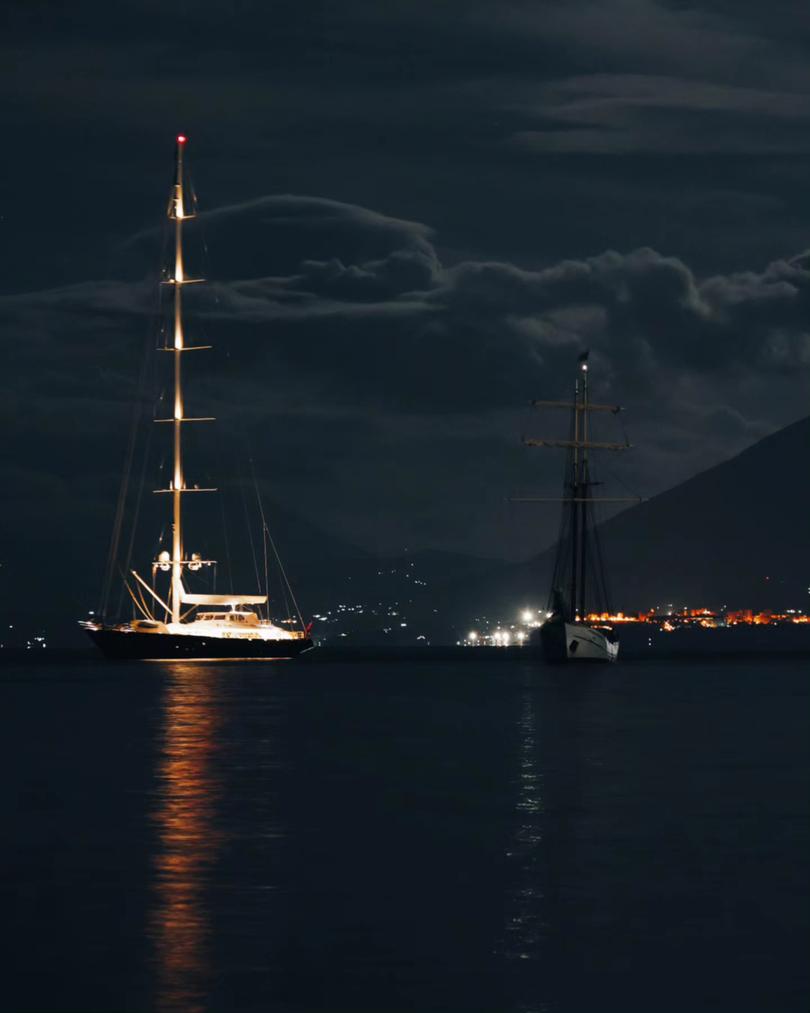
[1, 657, 807, 1013]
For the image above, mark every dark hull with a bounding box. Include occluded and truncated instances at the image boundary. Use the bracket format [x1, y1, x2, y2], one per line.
[538, 620, 567, 662]
[86, 627, 313, 661]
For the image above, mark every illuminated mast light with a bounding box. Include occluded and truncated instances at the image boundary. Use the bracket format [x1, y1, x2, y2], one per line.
[170, 134, 188, 621]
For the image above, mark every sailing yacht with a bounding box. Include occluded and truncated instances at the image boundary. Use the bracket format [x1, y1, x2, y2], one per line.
[521, 352, 635, 663]
[82, 137, 313, 660]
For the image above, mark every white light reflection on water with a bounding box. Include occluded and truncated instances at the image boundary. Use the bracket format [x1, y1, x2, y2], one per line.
[149, 664, 223, 1013]
[498, 684, 551, 1013]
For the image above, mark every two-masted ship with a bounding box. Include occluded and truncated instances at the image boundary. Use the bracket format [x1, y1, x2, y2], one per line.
[82, 137, 313, 660]
[521, 352, 635, 663]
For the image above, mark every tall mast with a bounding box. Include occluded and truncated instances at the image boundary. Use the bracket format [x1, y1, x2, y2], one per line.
[569, 370, 580, 619]
[578, 356, 589, 621]
[150, 136, 214, 620]
[520, 350, 637, 622]
[170, 135, 188, 623]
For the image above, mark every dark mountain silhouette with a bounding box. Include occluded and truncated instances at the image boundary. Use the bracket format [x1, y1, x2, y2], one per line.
[602, 413, 808, 609]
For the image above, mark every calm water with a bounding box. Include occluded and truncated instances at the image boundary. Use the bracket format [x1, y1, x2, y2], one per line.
[1, 657, 807, 1013]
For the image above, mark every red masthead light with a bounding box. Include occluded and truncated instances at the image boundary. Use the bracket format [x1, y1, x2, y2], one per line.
[177, 135, 187, 144]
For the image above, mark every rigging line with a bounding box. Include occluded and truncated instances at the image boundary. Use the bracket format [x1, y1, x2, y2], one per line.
[116, 379, 158, 620]
[244, 429, 298, 627]
[118, 565, 150, 621]
[100, 213, 168, 615]
[212, 423, 235, 594]
[264, 519, 306, 632]
[99, 371, 142, 619]
[134, 584, 152, 621]
[99, 270, 164, 620]
[237, 457, 264, 597]
[219, 488, 234, 595]
[604, 462, 643, 502]
[277, 548, 293, 627]
[241, 425, 274, 620]
[149, 556, 168, 624]
[110, 221, 171, 620]
[248, 455, 306, 631]
[272, 509, 293, 624]
[603, 403, 641, 499]
[133, 577, 154, 621]
[250, 458, 272, 622]
[126, 581, 151, 622]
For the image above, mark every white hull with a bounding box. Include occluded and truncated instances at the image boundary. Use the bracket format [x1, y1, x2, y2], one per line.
[541, 620, 619, 663]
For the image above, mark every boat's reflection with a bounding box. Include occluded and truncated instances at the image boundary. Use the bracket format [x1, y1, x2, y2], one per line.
[149, 664, 223, 1013]
[499, 670, 588, 1013]
[499, 676, 552, 1013]
[502, 684, 545, 964]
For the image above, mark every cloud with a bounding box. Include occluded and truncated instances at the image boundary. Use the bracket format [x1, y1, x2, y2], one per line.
[126, 194, 438, 282]
[480, 0, 797, 85]
[2, 194, 809, 563]
[507, 73, 810, 155]
[8, 195, 810, 414]
[202, 194, 435, 244]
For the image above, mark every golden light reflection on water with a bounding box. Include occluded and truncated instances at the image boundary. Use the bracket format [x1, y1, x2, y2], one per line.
[150, 664, 223, 1013]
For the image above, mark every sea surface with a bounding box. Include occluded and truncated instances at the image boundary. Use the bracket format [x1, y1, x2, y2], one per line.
[1, 655, 808, 1013]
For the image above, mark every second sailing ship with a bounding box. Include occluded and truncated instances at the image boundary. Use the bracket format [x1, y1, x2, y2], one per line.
[522, 351, 635, 663]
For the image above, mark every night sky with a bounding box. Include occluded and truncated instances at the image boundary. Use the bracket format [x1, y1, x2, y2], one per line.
[3, 0, 810, 579]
